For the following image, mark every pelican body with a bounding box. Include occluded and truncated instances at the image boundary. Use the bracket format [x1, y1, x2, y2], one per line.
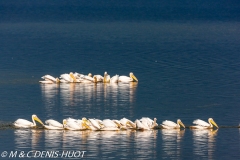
[140, 117, 158, 129]
[119, 118, 136, 129]
[160, 119, 185, 129]
[190, 118, 219, 129]
[110, 75, 119, 83]
[118, 72, 138, 83]
[103, 72, 110, 83]
[101, 119, 120, 131]
[39, 75, 60, 84]
[63, 118, 91, 130]
[44, 119, 64, 130]
[14, 114, 44, 128]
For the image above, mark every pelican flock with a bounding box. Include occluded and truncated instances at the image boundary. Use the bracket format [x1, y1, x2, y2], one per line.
[13, 115, 222, 132]
[39, 72, 138, 84]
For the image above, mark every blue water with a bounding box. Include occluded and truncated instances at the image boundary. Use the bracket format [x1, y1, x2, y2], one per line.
[1, 0, 240, 159]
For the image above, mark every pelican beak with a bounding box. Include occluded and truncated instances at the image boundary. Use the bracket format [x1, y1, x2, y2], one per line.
[115, 123, 122, 128]
[34, 116, 44, 126]
[126, 121, 136, 128]
[62, 119, 67, 128]
[82, 118, 91, 129]
[56, 78, 60, 83]
[69, 73, 77, 82]
[179, 121, 185, 128]
[131, 74, 138, 82]
[82, 122, 91, 130]
[210, 119, 219, 128]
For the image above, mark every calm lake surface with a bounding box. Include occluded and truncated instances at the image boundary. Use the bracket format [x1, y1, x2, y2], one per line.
[0, 0, 240, 159]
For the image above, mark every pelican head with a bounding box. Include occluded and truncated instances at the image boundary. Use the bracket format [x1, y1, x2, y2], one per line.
[103, 71, 110, 83]
[130, 72, 138, 82]
[208, 118, 218, 128]
[177, 119, 185, 128]
[56, 78, 60, 83]
[82, 117, 91, 129]
[62, 119, 68, 129]
[69, 72, 77, 82]
[88, 73, 92, 77]
[93, 76, 97, 83]
[32, 115, 44, 126]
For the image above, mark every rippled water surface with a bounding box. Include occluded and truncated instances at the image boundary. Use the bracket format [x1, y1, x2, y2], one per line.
[1, 0, 240, 159]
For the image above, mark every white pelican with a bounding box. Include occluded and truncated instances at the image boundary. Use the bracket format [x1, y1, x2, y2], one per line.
[69, 72, 81, 82]
[160, 119, 185, 129]
[103, 72, 110, 83]
[112, 119, 126, 129]
[60, 73, 73, 83]
[118, 72, 138, 83]
[39, 75, 60, 84]
[73, 72, 84, 79]
[44, 119, 64, 130]
[140, 117, 158, 129]
[14, 114, 44, 128]
[93, 75, 104, 82]
[190, 118, 219, 129]
[63, 118, 90, 130]
[60, 72, 80, 83]
[110, 75, 119, 83]
[135, 119, 150, 130]
[86, 118, 103, 130]
[101, 119, 120, 131]
[81, 73, 95, 83]
[119, 118, 136, 129]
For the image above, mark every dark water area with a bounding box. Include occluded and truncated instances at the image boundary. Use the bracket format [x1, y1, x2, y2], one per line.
[0, 0, 240, 159]
[0, 0, 240, 22]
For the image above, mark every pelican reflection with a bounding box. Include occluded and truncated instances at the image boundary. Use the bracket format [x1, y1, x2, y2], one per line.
[133, 130, 157, 159]
[41, 82, 138, 118]
[15, 129, 43, 151]
[192, 129, 218, 159]
[161, 129, 185, 158]
[45, 130, 64, 149]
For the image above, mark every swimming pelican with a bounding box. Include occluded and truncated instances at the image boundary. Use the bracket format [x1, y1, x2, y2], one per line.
[110, 75, 119, 83]
[39, 75, 60, 84]
[64, 118, 91, 130]
[112, 119, 126, 129]
[60, 72, 80, 83]
[86, 118, 103, 130]
[93, 75, 104, 82]
[135, 119, 150, 130]
[160, 119, 185, 129]
[101, 119, 120, 131]
[14, 114, 44, 128]
[60, 73, 73, 83]
[81, 73, 95, 83]
[44, 119, 64, 130]
[118, 72, 138, 83]
[69, 72, 81, 82]
[103, 72, 110, 83]
[73, 72, 84, 79]
[190, 118, 219, 129]
[119, 118, 136, 129]
[140, 117, 158, 129]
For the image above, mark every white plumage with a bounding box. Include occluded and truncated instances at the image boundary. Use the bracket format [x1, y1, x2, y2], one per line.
[190, 118, 218, 129]
[44, 119, 64, 130]
[118, 72, 138, 83]
[14, 114, 44, 128]
[161, 119, 185, 129]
